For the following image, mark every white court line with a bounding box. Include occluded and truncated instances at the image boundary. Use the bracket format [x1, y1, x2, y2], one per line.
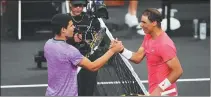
[1, 78, 210, 89]
[1, 84, 48, 88]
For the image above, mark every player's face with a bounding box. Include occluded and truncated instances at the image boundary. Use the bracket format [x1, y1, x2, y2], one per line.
[62, 21, 75, 38]
[71, 4, 84, 16]
[140, 15, 155, 34]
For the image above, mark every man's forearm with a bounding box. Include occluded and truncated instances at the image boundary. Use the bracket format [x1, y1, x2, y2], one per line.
[129, 52, 145, 64]
[121, 48, 145, 64]
[91, 49, 115, 71]
[167, 69, 183, 84]
[158, 68, 183, 92]
[158, 57, 183, 91]
[150, 69, 182, 96]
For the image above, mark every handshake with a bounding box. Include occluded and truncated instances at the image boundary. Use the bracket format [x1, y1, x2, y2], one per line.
[109, 38, 124, 53]
[73, 33, 124, 53]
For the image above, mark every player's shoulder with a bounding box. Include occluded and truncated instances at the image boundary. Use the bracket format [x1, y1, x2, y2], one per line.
[44, 38, 53, 47]
[160, 41, 176, 52]
[44, 38, 57, 53]
[66, 45, 84, 61]
[159, 33, 175, 46]
[46, 38, 53, 43]
[68, 44, 78, 51]
[160, 32, 174, 43]
[66, 44, 82, 54]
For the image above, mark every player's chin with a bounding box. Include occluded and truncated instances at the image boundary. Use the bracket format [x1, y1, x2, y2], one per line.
[142, 29, 147, 33]
[143, 30, 148, 34]
[67, 35, 73, 38]
[70, 33, 74, 37]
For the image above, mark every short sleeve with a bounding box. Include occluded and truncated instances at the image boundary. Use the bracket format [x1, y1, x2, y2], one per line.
[158, 44, 176, 62]
[68, 46, 84, 66]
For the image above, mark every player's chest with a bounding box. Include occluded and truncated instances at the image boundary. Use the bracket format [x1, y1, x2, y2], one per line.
[144, 40, 157, 54]
[144, 40, 162, 63]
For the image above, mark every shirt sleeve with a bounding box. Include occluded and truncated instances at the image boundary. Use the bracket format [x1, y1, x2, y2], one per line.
[159, 44, 176, 62]
[68, 46, 84, 66]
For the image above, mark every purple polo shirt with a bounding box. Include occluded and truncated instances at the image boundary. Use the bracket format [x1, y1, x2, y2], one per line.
[44, 38, 83, 96]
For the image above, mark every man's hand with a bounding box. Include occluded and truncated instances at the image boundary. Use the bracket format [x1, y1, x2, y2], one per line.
[109, 39, 116, 49]
[74, 33, 82, 43]
[109, 38, 124, 53]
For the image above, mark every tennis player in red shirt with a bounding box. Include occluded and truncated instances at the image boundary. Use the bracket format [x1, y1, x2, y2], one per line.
[120, 8, 183, 96]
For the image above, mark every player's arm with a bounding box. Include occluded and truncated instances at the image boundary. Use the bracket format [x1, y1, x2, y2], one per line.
[78, 40, 123, 72]
[150, 45, 183, 96]
[78, 49, 115, 72]
[120, 46, 145, 64]
[150, 56, 183, 96]
[158, 45, 183, 91]
[165, 56, 183, 85]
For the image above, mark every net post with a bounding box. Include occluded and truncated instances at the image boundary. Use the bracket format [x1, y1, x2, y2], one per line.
[18, 0, 21, 40]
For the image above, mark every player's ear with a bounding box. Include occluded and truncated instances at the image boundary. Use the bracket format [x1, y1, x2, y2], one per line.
[152, 21, 157, 27]
[61, 27, 66, 34]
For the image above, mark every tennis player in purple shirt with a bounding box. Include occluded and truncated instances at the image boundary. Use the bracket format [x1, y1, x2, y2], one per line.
[44, 13, 123, 96]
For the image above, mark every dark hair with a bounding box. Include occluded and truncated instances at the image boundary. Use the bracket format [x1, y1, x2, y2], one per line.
[51, 24, 68, 35]
[142, 8, 163, 28]
[51, 14, 72, 35]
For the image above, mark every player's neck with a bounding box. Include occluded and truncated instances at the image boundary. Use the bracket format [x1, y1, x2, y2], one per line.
[150, 28, 163, 40]
[54, 35, 67, 41]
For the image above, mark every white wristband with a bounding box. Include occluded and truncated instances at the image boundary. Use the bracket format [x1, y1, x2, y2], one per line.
[158, 78, 172, 91]
[121, 48, 133, 59]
